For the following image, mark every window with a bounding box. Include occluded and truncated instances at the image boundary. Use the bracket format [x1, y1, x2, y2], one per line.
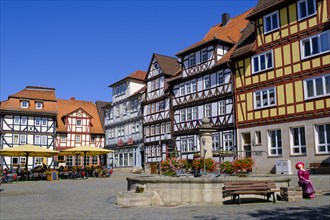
[145, 126, 150, 136]
[21, 101, 29, 108]
[315, 124, 330, 153]
[35, 157, 43, 165]
[41, 136, 47, 145]
[223, 133, 233, 151]
[13, 134, 19, 144]
[20, 157, 26, 165]
[291, 127, 306, 155]
[60, 134, 66, 142]
[14, 116, 20, 125]
[301, 31, 330, 59]
[186, 108, 192, 121]
[180, 83, 185, 96]
[204, 75, 211, 89]
[151, 125, 155, 136]
[192, 107, 197, 120]
[201, 48, 208, 62]
[189, 53, 195, 67]
[156, 102, 160, 112]
[42, 118, 47, 126]
[132, 123, 136, 134]
[151, 103, 155, 113]
[159, 100, 165, 110]
[92, 156, 98, 165]
[304, 74, 330, 99]
[166, 122, 171, 133]
[66, 156, 73, 166]
[35, 135, 40, 145]
[218, 71, 225, 85]
[20, 134, 26, 144]
[156, 124, 160, 135]
[21, 116, 27, 125]
[255, 131, 262, 145]
[254, 87, 276, 109]
[218, 100, 225, 115]
[180, 109, 186, 122]
[204, 104, 211, 118]
[263, 11, 279, 33]
[110, 109, 114, 119]
[136, 122, 140, 133]
[298, 0, 316, 20]
[268, 130, 282, 156]
[76, 119, 82, 127]
[186, 82, 191, 94]
[161, 123, 165, 134]
[252, 50, 273, 74]
[212, 135, 220, 151]
[36, 102, 43, 109]
[76, 135, 81, 142]
[123, 103, 127, 115]
[181, 139, 187, 152]
[35, 118, 41, 126]
[191, 79, 197, 92]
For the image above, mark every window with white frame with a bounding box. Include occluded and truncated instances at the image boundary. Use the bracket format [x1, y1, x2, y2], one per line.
[14, 116, 20, 125]
[20, 134, 26, 144]
[92, 156, 98, 165]
[180, 109, 186, 122]
[191, 79, 197, 92]
[60, 134, 66, 142]
[291, 127, 306, 155]
[159, 100, 165, 110]
[123, 103, 127, 115]
[66, 156, 73, 166]
[21, 116, 27, 125]
[156, 124, 160, 135]
[151, 103, 155, 113]
[41, 136, 47, 145]
[115, 106, 119, 117]
[181, 139, 187, 152]
[35, 117, 41, 126]
[218, 71, 225, 85]
[132, 123, 136, 134]
[36, 102, 43, 109]
[298, 0, 316, 20]
[192, 107, 197, 119]
[204, 75, 211, 89]
[76, 119, 82, 127]
[161, 123, 165, 134]
[42, 118, 47, 126]
[21, 101, 29, 108]
[156, 102, 160, 112]
[20, 157, 26, 165]
[254, 87, 276, 109]
[204, 104, 211, 118]
[268, 129, 282, 156]
[180, 83, 185, 96]
[186, 82, 191, 94]
[110, 109, 114, 119]
[189, 53, 195, 67]
[166, 122, 171, 133]
[186, 108, 192, 121]
[76, 134, 81, 142]
[212, 135, 220, 151]
[35, 157, 43, 165]
[315, 124, 330, 153]
[145, 126, 150, 136]
[136, 122, 140, 133]
[151, 125, 155, 136]
[147, 105, 151, 114]
[156, 78, 160, 89]
[263, 11, 279, 33]
[218, 100, 225, 115]
[255, 131, 262, 145]
[223, 133, 233, 151]
[304, 74, 330, 99]
[13, 134, 19, 144]
[201, 48, 208, 62]
[301, 31, 330, 59]
[35, 135, 41, 145]
[252, 50, 273, 74]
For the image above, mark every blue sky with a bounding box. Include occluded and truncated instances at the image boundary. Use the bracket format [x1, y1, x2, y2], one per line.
[1, 0, 257, 102]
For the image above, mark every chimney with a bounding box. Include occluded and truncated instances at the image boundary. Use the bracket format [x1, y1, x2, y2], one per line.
[70, 97, 75, 100]
[222, 13, 230, 26]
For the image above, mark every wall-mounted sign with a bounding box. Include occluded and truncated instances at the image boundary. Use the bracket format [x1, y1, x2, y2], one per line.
[127, 138, 134, 145]
[117, 139, 123, 146]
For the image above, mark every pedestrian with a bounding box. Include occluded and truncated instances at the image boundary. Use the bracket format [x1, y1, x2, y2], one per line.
[296, 162, 315, 199]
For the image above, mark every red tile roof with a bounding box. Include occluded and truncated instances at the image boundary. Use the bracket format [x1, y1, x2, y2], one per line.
[108, 70, 147, 87]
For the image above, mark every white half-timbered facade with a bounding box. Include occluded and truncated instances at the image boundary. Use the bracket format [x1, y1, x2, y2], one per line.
[143, 54, 180, 167]
[169, 11, 253, 162]
[104, 70, 146, 170]
[55, 98, 105, 167]
[0, 86, 57, 169]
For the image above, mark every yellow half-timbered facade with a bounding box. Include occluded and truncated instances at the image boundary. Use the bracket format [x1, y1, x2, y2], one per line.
[232, 0, 330, 174]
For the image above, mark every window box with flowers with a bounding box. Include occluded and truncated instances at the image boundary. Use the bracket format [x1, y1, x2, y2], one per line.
[232, 157, 254, 173]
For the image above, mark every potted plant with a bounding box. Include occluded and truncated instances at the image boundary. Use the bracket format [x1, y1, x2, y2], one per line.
[44, 170, 52, 181]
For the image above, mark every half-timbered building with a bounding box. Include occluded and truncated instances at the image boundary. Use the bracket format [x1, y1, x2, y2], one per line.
[169, 10, 253, 162]
[142, 54, 180, 173]
[55, 97, 105, 167]
[0, 86, 57, 169]
[232, 0, 330, 173]
[104, 70, 146, 171]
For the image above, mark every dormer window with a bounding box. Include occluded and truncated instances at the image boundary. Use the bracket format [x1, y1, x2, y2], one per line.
[21, 101, 29, 108]
[36, 102, 43, 109]
[201, 48, 208, 62]
[115, 83, 127, 96]
[263, 11, 279, 34]
[188, 53, 195, 67]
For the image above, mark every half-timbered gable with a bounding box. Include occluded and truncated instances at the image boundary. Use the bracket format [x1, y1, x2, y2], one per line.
[0, 86, 57, 169]
[232, 0, 330, 173]
[55, 97, 105, 166]
[143, 54, 180, 167]
[104, 70, 146, 170]
[169, 10, 253, 161]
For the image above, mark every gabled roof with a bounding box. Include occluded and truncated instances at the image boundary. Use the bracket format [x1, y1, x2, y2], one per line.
[8, 86, 57, 101]
[246, 0, 295, 20]
[57, 98, 104, 134]
[176, 8, 254, 56]
[153, 53, 181, 76]
[108, 70, 147, 87]
[95, 100, 111, 129]
[231, 21, 256, 60]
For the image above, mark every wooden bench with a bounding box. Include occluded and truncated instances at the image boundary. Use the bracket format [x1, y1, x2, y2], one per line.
[309, 163, 330, 174]
[223, 181, 280, 205]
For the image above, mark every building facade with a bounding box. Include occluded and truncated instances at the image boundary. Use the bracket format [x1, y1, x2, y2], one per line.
[142, 54, 180, 172]
[0, 86, 57, 169]
[169, 10, 253, 162]
[232, 0, 330, 173]
[104, 70, 146, 170]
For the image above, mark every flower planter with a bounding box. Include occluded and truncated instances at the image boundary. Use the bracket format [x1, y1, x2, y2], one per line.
[46, 174, 52, 181]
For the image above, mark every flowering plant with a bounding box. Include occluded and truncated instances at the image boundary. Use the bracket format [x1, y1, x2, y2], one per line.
[192, 158, 216, 173]
[160, 158, 187, 176]
[232, 157, 254, 172]
[219, 161, 235, 174]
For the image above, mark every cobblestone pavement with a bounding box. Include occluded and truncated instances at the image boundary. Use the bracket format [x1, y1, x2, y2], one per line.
[0, 173, 329, 220]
